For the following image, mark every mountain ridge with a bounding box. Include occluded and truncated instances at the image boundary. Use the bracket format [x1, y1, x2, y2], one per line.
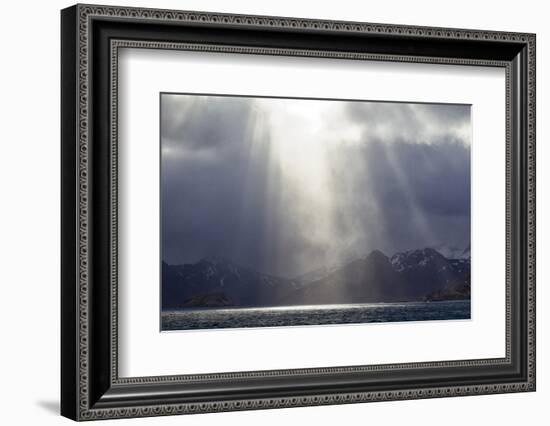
[162, 247, 470, 309]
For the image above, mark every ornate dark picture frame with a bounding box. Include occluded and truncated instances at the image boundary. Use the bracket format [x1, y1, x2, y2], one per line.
[61, 4, 536, 421]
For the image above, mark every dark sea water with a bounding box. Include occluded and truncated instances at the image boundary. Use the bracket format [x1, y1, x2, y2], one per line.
[161, 300, 470, 331]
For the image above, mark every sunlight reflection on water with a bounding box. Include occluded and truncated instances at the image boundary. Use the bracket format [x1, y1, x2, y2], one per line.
[161, 300, 470, 331]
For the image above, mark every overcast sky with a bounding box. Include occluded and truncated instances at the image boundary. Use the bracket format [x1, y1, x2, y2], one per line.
[161, 94, 471, 278]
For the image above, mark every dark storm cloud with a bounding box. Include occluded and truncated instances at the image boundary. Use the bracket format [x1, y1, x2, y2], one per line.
[161, 95, 254, 152]
[346, 101, 471, 144]
[161, 94, 471, 277]
[366, 137, 470, 216]
[363, 137, 470, 252]
[316, 134, 470, 260]
[161, 95, 279, 274]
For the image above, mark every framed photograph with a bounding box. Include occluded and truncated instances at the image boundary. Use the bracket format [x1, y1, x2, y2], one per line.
[61, 4, 536, 421]
[159, 93, 473, 331]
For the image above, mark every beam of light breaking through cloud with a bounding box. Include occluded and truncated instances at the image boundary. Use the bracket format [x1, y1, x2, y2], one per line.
[161, 94, 471, 278]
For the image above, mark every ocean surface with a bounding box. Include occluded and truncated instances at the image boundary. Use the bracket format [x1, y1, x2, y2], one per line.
[161, 299, 470, 331]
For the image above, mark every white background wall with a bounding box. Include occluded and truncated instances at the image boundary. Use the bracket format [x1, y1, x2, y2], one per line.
[0, 0, 547, 424]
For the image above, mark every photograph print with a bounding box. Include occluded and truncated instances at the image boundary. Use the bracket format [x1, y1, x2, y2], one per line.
[160, 93, 471, 331]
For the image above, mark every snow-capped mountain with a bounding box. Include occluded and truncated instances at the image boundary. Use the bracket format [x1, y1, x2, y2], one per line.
[430, 244, 470, 260]
[389, 248, 470, 300]
[162, 257, 298, 308]
[162, 248, 470, 309]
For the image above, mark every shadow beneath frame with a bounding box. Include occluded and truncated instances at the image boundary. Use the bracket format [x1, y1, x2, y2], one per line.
[36, 400, 59, 416]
